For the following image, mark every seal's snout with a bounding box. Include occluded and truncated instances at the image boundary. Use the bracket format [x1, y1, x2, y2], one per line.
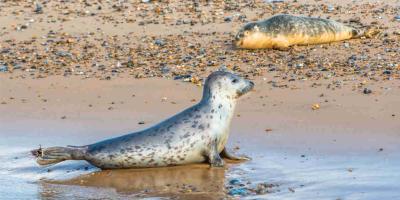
[234, 31, 245, 48]
[249, 81, 254, 88]
[236, 80, 255, 97]
[246, 81, 255, 92]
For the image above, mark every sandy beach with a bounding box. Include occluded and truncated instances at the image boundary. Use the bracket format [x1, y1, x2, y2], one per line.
[0, 0, 399, 199]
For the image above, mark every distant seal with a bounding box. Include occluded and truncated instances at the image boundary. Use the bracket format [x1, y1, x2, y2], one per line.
[235, 14, 379, 50]
[32, 71, 254, 169]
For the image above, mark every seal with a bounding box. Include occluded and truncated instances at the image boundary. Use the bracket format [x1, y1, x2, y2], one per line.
[234, 14, 379, 50]
[31, 70, 254, 169]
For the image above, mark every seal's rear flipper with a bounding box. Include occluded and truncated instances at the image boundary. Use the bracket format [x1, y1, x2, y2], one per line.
[352, 27, 380, 39]
[363, 27, 380, 38]
[31, 146, 86, 166]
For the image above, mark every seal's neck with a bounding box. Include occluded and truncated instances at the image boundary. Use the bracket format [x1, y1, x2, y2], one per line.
[201, 89, 237, 119]
[200, 88, 237, 152]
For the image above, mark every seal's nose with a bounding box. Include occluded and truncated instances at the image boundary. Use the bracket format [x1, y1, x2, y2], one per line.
[249, 81, 254, 87]
[247, 81, 255, 91]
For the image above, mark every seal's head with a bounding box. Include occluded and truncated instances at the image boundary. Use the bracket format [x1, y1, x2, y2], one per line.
[234, 22, 265, 49]
[202, 71, 254, 101]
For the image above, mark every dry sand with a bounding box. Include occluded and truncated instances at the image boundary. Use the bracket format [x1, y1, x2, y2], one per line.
[0, 0, 400, 199]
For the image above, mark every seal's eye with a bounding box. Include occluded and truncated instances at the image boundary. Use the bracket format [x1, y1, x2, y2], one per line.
[244, 31, 250, 36]
[232, 79, 238, 83]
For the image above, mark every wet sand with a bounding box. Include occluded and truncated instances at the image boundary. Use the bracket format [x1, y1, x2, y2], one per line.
[1, 75, 399, 199]
[1, 0, 400, 199]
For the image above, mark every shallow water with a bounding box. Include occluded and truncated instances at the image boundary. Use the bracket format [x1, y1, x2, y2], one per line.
[1, 125, 399, 200]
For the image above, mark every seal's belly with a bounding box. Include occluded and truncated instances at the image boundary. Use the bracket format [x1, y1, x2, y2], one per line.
[85, 135, 208, 169]
[86, 147, 206, 169]
[289, 31, 352, 45]
[239, 27, 353, 49]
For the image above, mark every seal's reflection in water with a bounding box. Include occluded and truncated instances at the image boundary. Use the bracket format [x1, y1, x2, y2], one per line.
[41, 164, 226, 199]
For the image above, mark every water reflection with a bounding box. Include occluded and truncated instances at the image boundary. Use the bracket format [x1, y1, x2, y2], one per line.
[42, 164, 226, 199]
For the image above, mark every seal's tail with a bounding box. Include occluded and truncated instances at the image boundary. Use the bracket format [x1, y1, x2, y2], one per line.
[31, 146, 87, 166]
[351, 27, 380, 38]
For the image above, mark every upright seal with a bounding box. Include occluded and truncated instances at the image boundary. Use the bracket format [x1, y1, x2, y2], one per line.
[32, 71, 254, 169]
[235, 14, 379, 50]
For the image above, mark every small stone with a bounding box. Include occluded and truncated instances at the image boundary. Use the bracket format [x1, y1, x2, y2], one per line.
[265, 128, 273, 132]
[229, 179, 241, 185]
[34, 2, 43, 14]
[61, 116, 66, 119]
[363, 88, 372, 94]
[228, 188, 247, 196]
[327, 5, 335, 12]
[349, 17, 361, 23]
[154, 39, 165, 46]
[395, 16, 400, 21]
[138, 121, 145, 125]
[161, 66, 170, 74]
[224, 16, 232, 22]
[311, 103, 320, 110]
[255, 183, 272, 194]
[347, 168, 353, 172]
[0, 65, 8, 72]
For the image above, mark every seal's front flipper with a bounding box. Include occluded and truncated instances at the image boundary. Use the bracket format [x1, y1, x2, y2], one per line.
[207, 141, 225, 167]
[31, 146, 86, 166]
[220, 147, 251, 161]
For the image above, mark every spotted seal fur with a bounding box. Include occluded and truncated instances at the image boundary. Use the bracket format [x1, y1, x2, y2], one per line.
[235, 14, 379, 50]
[31, 71, 254, 169]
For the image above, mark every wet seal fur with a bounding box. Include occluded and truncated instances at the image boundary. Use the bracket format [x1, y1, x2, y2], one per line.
[235, 14, 379, 50]
[32, 71, 254, 169]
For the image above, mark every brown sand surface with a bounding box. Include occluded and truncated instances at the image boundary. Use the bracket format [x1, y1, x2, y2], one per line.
[0, 0, 400, 199]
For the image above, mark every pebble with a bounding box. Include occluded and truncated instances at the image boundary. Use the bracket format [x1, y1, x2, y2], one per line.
[154, 39, 166, 46]
[34, 2, 43, 14]
[363, 88, 372, 94]
[228, 188, 248, 196]
[229, 179, 241, 185]
[255, 183, 273, 194]
[0, 65, 8, 72]
[327, 5, 335, 12]
[224, 16, 233, 22]
[311, 103, 320, 110]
